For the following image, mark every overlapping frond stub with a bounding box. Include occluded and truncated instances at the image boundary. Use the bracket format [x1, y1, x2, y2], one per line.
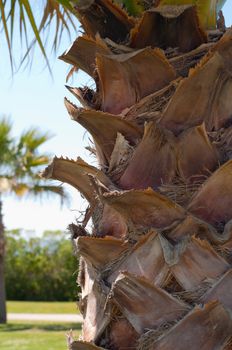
[59, 35, 110, 77]
[130, 5, 207, 52]
[65, 99, 142, 165]
[97, 48, 176, 114]
[41, 156, 112, 204]
[119, 122, 177, 190]
[73, 0, 135, 42]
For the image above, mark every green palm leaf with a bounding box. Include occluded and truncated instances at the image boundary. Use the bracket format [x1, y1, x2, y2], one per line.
[0, 116, 67, 204]
[114, 0, 144, 15]
[0, 0, 76, 72]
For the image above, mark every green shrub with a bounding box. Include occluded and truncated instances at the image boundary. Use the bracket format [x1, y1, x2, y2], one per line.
[5, 229, 78, 301]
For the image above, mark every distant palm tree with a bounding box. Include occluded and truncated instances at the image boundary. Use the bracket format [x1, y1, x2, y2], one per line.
[0, 117, 66, 323]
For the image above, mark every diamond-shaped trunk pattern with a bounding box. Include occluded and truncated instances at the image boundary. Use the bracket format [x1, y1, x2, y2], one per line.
[42, 1, 232, 349]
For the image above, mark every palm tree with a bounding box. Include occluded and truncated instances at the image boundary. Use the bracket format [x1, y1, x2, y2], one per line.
[0, 117, 66, 324]
[40, 1, 232, 349]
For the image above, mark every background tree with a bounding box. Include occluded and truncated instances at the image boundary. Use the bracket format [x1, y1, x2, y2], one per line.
[5, 229, 77, 301]
[0, 117, 66, 324]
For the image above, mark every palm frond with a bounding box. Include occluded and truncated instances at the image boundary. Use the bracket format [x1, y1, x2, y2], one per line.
[10, 180, 68, 204]
[25, 183, 69, 205]
[18, 128, 53, 152]
[0, 117, 14, 164]
[114, 0, 144, 16]
[0, 0, 77, 72]
[0, 117, 68, 203]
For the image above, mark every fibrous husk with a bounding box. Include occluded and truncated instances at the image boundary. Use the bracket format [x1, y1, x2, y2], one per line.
[148, 301, 232, 350]
[188, 160, 232, 227]
[102, 188, 185, 231]
[160, 30, 232, 134]
[124, 79, 180, 123]
[130, 5, 206, 52]
[97, 48, 176, 114]
[74, 0, 135, 43]
[159, 175, 204, 207]
[169, 43, 215, 77]
[118, 122, 177, 190]
[215, 125, 232, 161]
[65, 85, 97, 110]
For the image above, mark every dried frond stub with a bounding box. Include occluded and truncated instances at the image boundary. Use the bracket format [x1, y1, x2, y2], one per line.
[102, 188, 185, 230]
[74, 0, 135, 43]
[111, 272, 189, 334]
[107, 230, 169, 286]
[188, 160, 232, 227]
[148, 301, 232, 350]
[119, 122, 177, 190]
[59, 35, 110, 77]
[65, 102, 142, 165]
[41, 156, 112, 205]
[161, 33, 232, 134]
[169, 236, 229, 290]
[130, 5, 206, 52]
[177, 123, 219, 181]
[97, 48, 176, 114]
[76, 235, 130, 270]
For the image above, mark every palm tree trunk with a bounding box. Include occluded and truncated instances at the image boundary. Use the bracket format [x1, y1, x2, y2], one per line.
[0, 198, 7, 324]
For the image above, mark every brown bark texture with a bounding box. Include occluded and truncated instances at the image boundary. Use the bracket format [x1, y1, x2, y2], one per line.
[42, 1, 232, 349]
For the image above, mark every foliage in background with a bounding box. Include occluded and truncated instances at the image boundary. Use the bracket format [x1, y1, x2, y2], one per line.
[0, 0, 76, 72]
[114, 0, 144, 15]
[5, 229, 78, 301]
[0, 117, 66, 199]
[0, 117, 68, 323]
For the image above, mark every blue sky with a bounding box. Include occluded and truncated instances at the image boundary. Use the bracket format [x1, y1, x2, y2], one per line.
[0, 4, 232, 235]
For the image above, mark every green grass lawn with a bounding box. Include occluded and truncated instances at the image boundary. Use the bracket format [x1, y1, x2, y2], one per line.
[0, 322, 81, 350]
[7, 301, 78, 314]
